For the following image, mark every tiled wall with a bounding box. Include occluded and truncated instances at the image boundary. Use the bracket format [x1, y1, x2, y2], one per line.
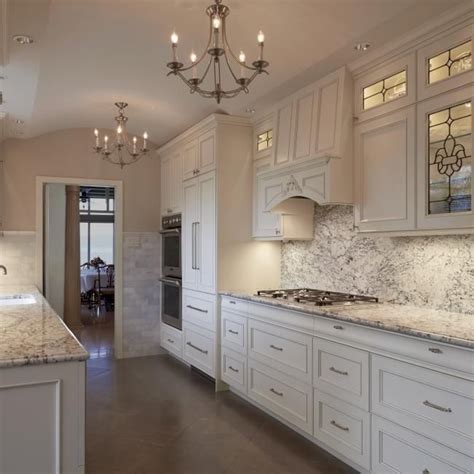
[0, 232, 36, 285]
[0, 231, 164, 358]
[122, 232, 163, 358]
[282, 205, 474, 315]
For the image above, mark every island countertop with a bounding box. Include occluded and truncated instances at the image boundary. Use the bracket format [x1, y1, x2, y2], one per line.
[220, 291, 474, 350]
[0, 285, 89, 368]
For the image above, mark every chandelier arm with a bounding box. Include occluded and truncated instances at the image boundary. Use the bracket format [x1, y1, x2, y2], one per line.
[223, 50, 241, 83]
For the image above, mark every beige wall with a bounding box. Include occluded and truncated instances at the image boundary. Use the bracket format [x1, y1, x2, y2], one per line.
[2, 128, 160, 231]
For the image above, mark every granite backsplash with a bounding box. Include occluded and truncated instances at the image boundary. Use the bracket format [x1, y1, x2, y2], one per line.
[281, 205, 473, 315]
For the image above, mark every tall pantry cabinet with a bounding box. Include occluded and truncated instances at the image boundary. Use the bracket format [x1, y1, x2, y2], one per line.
[158, 114, 281, 381]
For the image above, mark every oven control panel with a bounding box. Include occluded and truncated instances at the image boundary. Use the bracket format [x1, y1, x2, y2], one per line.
[162, 214, 181, 229]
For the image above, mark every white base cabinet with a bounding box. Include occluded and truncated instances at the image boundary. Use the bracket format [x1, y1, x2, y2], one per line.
[219, 295, 474, 473]
[0, 361, 86, 474]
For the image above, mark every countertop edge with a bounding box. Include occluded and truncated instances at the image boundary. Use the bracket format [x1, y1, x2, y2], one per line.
[219, 292, 474, 350]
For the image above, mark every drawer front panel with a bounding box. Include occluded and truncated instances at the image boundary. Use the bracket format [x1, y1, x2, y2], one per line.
[372, 416, 473, 474]
[248, 359, 312, 434]
[221, 296, 248, 315]
[372, 355, 474, 454]
[221, 310, 247, 354]
[313, 337, 369, 410]
[221, 348, 246, 393]
[183, 290, 216, 332]
[249, 319, 312, 383]
[160, 324, 183, 358]
[183, 324, 215, 377]
[314, 389, 370, 470]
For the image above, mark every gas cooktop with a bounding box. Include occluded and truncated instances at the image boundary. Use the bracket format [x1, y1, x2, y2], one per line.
[256, 288, 379, 306]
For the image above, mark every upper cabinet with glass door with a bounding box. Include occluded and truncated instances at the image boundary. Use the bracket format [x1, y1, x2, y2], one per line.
[354, 53, 416, 122]
[417, 25, 472, 101]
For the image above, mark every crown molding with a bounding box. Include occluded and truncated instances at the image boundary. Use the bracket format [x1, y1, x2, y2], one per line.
[157, 113, 251, 156]
[348, 3, 474, 78]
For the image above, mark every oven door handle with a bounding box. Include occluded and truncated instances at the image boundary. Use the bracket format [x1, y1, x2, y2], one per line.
[159, 228, 181, 235]
[159, 277, 182, 287]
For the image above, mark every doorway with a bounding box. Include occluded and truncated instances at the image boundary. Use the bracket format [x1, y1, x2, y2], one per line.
[36, 177, 124, 359]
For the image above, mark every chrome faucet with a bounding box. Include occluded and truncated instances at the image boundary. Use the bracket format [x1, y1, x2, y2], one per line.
[0, 265, 7, 275]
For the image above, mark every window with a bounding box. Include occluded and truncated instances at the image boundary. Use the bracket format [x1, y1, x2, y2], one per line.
[428, 101, 471, 215]
[80, 187, 115, 264]
[363, 70, 407, 110]
[257, 129, 273, 152]
[428, 40, 472, 85]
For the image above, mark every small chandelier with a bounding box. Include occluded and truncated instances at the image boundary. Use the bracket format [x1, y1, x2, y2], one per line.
[166, 0, 269, 104]
[93, 102, 149, 168]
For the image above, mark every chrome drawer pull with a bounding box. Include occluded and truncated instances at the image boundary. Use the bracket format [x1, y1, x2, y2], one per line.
[187, 305, 209, 314]
[329, 366, 348, 376]
[333, 325, 344, 330]
[167, 338, 175, 344]
[428, 347, 443, 354]
[270, 388, 283, 397]
[330, 420, 349, 431]
[186, 342, 208, 355]
[270, 344, 283, 351]
[228, 329, 239, 335]
[228, 366, 239, 373]
[229, 301, 236, 305]
[423, 400, 452, 413]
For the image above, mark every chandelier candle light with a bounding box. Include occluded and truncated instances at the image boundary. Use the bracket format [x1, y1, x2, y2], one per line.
[167, 0, 269, 103]
[93, 102, 149, 168]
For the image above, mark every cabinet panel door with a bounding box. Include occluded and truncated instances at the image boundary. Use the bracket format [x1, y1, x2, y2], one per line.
[182, 140, 198, 181]
[182, 178, 199, 290]
[198, 130, 215, 175]
[253, 171, 282, 239]
[292, 89, 315, 161]
[274, 101, 293, 166]
[161, 154, 172, 215]
[170, 151, 183, 213]
[354, 106, 416, 232]
[416, 87, 473, 231]
[312, 74, 340, 156]
[197, 172, 216, 294]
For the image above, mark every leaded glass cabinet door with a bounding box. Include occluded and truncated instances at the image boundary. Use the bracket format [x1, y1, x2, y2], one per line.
[417, 25, 473, 102]
[417, 86, 474, 231]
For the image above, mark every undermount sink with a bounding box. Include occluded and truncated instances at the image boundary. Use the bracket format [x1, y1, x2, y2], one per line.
[0, 294, 36, 307]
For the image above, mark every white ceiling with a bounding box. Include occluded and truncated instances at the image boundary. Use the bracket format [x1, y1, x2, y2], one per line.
[0, 0, 469, 146]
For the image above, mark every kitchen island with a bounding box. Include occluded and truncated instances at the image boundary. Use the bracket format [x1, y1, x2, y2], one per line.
[218, 291, 474, 473]
[0, 285, 88, 474]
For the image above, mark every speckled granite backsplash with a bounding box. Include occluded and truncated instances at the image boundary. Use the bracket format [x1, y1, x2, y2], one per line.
[281, 205, 474, 315]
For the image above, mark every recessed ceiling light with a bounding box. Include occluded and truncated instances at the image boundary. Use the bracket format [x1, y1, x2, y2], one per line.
[245, 107, 256, 114]
[354, 42, 370, 52]
[13, 34, 34, 45]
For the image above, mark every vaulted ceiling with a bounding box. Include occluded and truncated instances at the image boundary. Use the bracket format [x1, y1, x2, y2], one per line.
[0, 0, 469, 146]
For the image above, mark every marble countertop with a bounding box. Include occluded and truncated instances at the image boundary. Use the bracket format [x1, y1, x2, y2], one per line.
[0, 285, 89, 368]
[220, 291, 474, 349]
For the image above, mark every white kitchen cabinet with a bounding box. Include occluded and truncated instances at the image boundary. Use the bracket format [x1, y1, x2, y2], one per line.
[274, 98, 294, 166]
[354, 106, 416, 232]
[182, 131, 216, 181]
[253, 114, 274, 161]
[416, 86, 473, 231]
[183, 288, 216, 332]
[182, 171, 216, 294]
[417, 25, 473, 102]
[183, 322, 215, 377]
[160, 150, 182, 215]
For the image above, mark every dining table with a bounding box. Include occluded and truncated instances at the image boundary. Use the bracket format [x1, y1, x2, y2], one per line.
[80, 268, 109, 294]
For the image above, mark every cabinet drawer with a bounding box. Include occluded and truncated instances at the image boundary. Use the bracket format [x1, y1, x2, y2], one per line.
[221, 348, 246, 393]
[313, 337, 369, 410]
[372, 416, 473, 474]
[314, 389, 370, 470]
[248, 319, 312, 383]
[221, 310, 247, 355]
[221, 296, 248, 315]
[248, 359, 312, 434]
[183, 323, 215, 377]
[372, 354, 474, 455]
[183, 290, 216, 332]
[160, 323, 183, 358]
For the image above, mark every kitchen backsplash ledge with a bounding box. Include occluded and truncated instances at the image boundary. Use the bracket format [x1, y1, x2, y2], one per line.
[281, 205, 473, 315]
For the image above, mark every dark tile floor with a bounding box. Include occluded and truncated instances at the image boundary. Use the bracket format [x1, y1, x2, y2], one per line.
[79, 329, 357, 474]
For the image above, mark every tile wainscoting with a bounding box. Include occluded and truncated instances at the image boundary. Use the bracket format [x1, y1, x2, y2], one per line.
[281, 205, 474, 315]
[0, 231, 163, 357]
